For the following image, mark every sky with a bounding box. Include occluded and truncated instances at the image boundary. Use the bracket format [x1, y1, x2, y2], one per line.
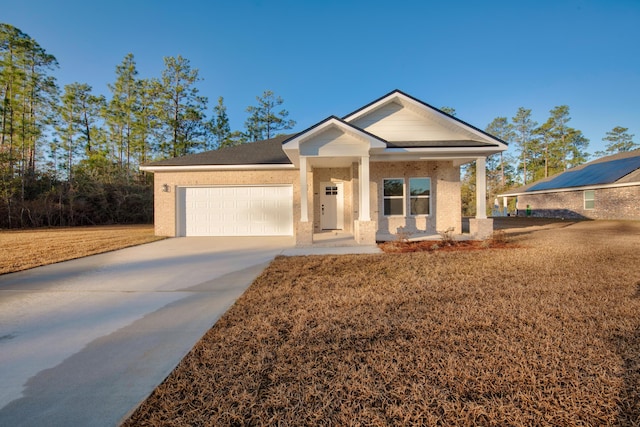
[3, 0, 639, 155]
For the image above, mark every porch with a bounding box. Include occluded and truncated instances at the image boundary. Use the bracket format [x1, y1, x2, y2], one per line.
[294, 157, 495, 247]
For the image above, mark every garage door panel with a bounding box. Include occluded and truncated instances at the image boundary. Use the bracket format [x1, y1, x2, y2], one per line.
[180, 186, 293, 236]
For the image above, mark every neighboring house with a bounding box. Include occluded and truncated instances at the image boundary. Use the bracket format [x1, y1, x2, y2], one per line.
[497, 149, 640, 220]
[140, 90, 507, 245]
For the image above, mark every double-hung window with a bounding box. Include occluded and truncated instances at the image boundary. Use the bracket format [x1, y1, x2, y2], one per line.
[409, 178, 431, 215]
[383, 178, 404, 216]
[584, 190, 595, 210]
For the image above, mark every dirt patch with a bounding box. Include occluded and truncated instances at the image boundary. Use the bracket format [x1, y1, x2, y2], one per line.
[124, 220, 640, 426]
[0, 225, 163, 275]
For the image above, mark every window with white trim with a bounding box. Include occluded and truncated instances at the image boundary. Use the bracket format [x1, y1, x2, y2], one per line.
[584, 190, 595, 210]
[409, 178, 431, 215]
[383, 178, 404, 216]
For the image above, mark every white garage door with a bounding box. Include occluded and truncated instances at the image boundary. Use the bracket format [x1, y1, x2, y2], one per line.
[178, 186, 293, 236]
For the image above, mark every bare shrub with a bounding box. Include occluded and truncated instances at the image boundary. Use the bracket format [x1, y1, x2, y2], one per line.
[395, 226, 413, 243]
[437, 226, 455, 245]
[490, 229, 508, 245]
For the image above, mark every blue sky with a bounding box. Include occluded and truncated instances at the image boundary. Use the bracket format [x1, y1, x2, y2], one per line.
[3, 0, 639, 155]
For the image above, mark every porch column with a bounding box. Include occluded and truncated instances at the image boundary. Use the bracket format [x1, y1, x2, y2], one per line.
[475, 156, 487, 219]
[359, 156, 370, 221]
[300, 156, 308, 222]
[469, 156, 493, 239]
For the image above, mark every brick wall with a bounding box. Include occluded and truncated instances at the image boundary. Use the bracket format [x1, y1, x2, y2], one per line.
[516, 185, 640, 220]
[369, 161, 461, 236]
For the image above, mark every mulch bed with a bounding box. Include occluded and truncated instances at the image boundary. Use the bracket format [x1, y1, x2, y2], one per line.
[378, 239, 512, 253]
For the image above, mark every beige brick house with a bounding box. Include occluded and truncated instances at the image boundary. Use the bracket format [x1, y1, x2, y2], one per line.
[141, 90, 507, 245]
[498, 149, 640, 220]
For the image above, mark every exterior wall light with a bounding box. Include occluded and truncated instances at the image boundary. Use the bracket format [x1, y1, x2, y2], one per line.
[162, 184, 171, 193]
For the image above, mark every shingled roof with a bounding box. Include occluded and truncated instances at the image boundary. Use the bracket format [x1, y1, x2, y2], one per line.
[144, 134, 294, 167]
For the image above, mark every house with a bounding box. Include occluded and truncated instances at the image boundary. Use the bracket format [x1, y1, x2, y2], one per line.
[497, 149, 640, 220]
[140, 90, 507, 245]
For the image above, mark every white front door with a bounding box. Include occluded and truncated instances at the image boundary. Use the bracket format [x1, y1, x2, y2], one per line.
[320, 182, 343, 230]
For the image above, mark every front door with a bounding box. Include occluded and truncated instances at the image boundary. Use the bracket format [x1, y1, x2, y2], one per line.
[320, 182, 344, 230]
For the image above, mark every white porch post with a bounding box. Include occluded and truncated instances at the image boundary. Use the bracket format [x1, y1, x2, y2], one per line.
[300, 156, 308, 222]
[475, 157, 487, 219]
[359, 156, 371, 221]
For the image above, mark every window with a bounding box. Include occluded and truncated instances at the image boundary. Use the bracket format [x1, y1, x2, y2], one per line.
[410, 178, 431, 215]
[325, 185, 338, 196]
[584, 190, 595, 210]
[383, 178, 404, 216]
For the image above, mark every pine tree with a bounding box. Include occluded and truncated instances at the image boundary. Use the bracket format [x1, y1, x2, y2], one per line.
[245, 90, 295, 141]
[532, 119, 554, 179]
[485, 117, 514, 188]
[56, 83, 82, 181]
[156, 55, 208, 158]
[598, 126, 638, 155]
[440, 106, 456, 116]
[0, 24, 57, 197]
[538, 105, 589, 173]
[106, 53, 139, 169]
[511, 107, 537, 185]
[210, 96, 233, 149]
[545, 106, 571, 171]
[133, 78, 160, 164]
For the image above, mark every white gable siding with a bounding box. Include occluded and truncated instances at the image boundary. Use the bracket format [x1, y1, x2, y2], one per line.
[351, 101, 476, 142]
[300, 127, 370, 157]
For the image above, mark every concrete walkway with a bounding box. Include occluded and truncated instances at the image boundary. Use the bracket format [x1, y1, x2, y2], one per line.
[0, 236, 380, 427]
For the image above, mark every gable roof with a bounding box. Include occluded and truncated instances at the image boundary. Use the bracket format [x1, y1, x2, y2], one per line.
[343, 89, 508, 148]
[499, 149, 640, 196]
[281, 116, 387, 167]
[282, 115, 388, 146]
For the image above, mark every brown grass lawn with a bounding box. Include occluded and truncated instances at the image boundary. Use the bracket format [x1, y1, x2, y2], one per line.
[124, 220, 640, 426]
[0, 225, 163, 275]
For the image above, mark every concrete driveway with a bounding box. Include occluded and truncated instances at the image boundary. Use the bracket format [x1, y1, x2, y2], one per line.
[0, 236, 295, 427]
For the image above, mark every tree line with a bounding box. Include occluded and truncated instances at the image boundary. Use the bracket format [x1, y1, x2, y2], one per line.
[2, 22, 637, 227]
[460, 106, 637, 216]
[0, 23, 295, 228]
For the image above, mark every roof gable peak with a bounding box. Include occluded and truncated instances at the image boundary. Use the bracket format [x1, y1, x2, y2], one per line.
[342, 90, 507, 148]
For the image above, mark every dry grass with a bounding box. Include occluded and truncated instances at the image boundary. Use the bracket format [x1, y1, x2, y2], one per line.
[124, 220, 640, 426]
[0, 225, 163, 274]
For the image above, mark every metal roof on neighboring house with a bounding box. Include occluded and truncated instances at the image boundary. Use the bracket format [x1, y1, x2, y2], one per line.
[498, 149, 640, 196]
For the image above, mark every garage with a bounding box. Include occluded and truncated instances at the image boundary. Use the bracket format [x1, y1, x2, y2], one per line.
[177, 185, 293, 236]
